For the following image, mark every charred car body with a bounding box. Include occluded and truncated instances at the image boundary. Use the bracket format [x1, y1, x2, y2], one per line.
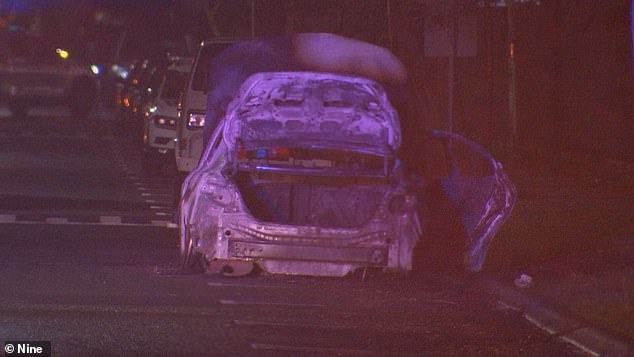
[179, 34, 516, 277]
[180, 71, 516, 277]
[180, 72, 421, 277]
[0, 32, 98, 117]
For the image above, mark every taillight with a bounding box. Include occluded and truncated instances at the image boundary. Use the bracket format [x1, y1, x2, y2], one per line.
[187, 112, 205, 129]
[269, 147, 290, 161]
[238, 147, 291, 161]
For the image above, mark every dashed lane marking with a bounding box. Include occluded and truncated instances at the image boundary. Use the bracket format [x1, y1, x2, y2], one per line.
[0, 214, 17, 223]
[0, 215, 176, 228]
[45, 217, 68, 224]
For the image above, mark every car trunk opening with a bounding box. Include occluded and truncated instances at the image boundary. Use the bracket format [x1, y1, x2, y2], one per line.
[234, 147, 391, 228]
[235, 171, 388, 228]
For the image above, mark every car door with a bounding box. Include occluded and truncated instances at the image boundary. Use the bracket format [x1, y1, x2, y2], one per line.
[417, 130, 517, 272]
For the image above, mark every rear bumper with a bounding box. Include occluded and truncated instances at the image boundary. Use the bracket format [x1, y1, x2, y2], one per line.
[230, 240, 388, 266]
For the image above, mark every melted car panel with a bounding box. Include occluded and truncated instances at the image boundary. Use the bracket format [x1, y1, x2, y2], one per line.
[420, 130, 517, 272]
[224, 72, 401, 153]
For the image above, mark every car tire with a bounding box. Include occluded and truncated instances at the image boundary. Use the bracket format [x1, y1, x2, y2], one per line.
[173, 171, 187, 210]
[8, 100, 28, 118]
[180, 224, 204, 273]
[68, 77, 97, 117]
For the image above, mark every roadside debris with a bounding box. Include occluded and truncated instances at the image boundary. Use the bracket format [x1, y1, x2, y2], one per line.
[514, 273, 534, 288]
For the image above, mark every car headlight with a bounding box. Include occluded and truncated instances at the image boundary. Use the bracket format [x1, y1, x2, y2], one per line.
[187, 112, 205, 129]
[153, 115, 176, 128]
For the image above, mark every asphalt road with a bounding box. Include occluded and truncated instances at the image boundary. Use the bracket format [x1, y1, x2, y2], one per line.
[0, 109, 582, 356]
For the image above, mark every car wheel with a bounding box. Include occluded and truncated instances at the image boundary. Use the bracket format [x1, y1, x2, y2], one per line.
[8, 100, 28, 118]
[180, 223, 204, 273]
[141, 149, 163, 177]
[173, 171, 187, 210]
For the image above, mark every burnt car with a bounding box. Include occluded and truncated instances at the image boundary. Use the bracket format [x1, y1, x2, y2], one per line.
[179, 71, 421, 277]
[179, 70, 516, 277]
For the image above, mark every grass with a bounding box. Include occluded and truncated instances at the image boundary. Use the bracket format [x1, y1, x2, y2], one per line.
[483, 148, 634, 343]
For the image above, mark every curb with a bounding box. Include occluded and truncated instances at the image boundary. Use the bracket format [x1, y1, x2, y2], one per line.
[479, 278, 633, 357]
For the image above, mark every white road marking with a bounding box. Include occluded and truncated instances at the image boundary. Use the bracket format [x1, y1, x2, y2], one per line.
[219, 299, 323, 308]
[250, 343, 384, 356]
[0, 214, 17, 223]
[0, 219, 177, 228]
[235, 319, 425, 334]
[234, 319, 354, 329]
[150, 220, 171, 226]
[45, 217, 68, 224]
[207, 282, 293, 289]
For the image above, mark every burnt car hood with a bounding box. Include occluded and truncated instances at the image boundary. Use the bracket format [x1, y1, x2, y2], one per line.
[222, 72, 401, 156]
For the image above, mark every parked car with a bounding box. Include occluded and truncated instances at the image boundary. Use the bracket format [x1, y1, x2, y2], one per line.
[0, 32, 99, 117]
[119, 57, 170, 144]
[130, 62, 169, 147]
[174, 39, 239, 184]
[180, 72, 417, 277]
[118, 58, 149, 129]
[140, 56, 193, 176]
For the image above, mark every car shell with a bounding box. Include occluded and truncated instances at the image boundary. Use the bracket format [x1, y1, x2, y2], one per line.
[180, 71, 420, 277]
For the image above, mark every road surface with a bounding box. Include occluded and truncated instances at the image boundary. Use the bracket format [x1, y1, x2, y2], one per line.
[0, 107, 581, 355]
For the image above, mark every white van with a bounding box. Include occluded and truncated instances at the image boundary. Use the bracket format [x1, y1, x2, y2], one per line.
[174, 39, 237, 175]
